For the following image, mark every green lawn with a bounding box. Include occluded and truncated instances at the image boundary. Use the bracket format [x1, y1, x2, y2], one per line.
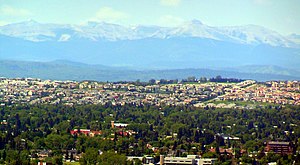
[64, 162, 80, 165]
[207, 100, 278, 107]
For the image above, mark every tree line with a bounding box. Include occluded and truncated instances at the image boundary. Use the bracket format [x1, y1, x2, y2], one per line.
[0, 103, 299, 164]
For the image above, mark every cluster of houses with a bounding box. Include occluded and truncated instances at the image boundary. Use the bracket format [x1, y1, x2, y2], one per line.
[1, 78, 299, 108]
[216, 80, 300, 106]
[35, 141, 294, 165]
[0, 78, 234, 106]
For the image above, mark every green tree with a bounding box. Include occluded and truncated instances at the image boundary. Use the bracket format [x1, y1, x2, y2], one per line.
[98, 151, 128, 165]
[45, 134, 63, 151]
[52, 155, 63, 165]
[80, 147, 99, 165]
[202, 151, 218, 158]
[20, 150, 30, 165]
[5, 150, 19, 165]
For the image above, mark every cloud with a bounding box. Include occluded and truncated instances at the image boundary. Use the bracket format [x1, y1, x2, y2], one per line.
[0, 21, 9, 26]
[0, 5, 31, 16]
[253, 0, 272, 5]
[160, 0, 181, 6]
[91, 7, 129, 23]
[159, 15, 184, 27]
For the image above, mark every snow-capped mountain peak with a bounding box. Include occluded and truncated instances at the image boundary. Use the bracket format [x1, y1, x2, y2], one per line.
[0, 20, 298, 47]
[218, 24, 296, 47]
[189, 19, 204, 25]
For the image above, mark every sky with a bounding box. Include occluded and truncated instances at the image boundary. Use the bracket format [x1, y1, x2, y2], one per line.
[0, 0, 299, 35]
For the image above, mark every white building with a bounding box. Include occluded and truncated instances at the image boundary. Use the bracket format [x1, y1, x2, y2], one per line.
[160, 155, 217, 165]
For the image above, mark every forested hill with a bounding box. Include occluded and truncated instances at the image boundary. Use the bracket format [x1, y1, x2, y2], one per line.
[1, 60, 299, 81]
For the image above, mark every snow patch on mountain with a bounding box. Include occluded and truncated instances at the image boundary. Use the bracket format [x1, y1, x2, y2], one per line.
[219, 25, 296, 47]
[58, 34, 71, 42]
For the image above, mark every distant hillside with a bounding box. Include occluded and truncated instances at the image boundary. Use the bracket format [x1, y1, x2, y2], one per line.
[0, 60, 299, 81]
[1, 34, 300, 70]
[222, 65, 300, 77]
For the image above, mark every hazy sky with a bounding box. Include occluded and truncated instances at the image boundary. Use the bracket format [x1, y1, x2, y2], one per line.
[0, 0, 299, 35]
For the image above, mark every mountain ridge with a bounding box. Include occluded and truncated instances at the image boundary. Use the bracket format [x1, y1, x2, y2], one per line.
[0, 20, 298, 47]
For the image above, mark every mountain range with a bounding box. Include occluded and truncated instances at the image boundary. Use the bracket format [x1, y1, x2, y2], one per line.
[1, 19, 299, 47]
[0, 20, 300, 81]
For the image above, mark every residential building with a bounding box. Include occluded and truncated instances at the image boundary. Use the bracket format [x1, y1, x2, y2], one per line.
[265, 141, 293, 154]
